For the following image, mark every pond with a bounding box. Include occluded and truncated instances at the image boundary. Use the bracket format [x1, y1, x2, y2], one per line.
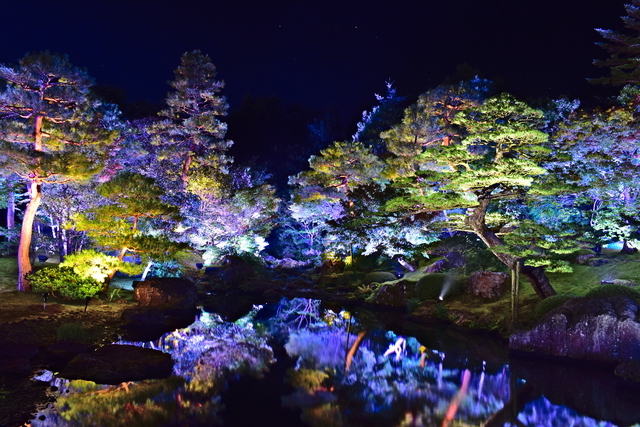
[28, 298, 640, 427]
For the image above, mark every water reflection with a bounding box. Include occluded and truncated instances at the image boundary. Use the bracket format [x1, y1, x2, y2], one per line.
[29, 298, 640, 427]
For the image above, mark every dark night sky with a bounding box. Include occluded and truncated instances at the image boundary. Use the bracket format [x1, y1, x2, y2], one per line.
[0, 0, 627, 121]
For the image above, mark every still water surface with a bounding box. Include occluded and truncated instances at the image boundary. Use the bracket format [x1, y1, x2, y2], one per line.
[29, 298, 640, 426]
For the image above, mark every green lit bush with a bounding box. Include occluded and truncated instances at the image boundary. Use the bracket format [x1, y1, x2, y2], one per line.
[415, 273, 463, 301]
[60, 249, 143, 282]
[533, 295, 576, 319]
[29, 266, 103, 300]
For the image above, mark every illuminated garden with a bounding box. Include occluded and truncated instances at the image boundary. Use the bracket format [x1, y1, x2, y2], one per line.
[4, 3, 640, 426]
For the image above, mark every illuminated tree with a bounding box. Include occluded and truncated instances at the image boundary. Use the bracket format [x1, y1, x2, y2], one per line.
[381, 78, 491, 179]
[556, 101, 640, 252]
[182, 166, 280, 263]
[592, 0, 640, 86]
[73, 172, 184, 286]
[0, 52, 118, 291]
[150, 50, 233, 187]
[385, 93, 558, 298]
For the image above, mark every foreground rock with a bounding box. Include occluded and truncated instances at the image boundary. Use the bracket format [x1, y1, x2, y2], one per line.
[509, 296, 640, 364]
[122, 277, 199, 341]
[133, 277, 197, 309]
[59, 344, 173, 384]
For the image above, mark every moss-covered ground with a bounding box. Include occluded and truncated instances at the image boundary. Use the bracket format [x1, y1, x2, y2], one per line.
[414, 249, 640, 333]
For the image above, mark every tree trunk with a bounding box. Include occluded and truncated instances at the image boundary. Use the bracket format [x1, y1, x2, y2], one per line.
[6, 186, 14, 230]
[17, 181, 42, 292]
[465, 198, 556, 299]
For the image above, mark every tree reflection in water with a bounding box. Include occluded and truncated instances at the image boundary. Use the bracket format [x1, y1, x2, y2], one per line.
[29, 298, 638, 427]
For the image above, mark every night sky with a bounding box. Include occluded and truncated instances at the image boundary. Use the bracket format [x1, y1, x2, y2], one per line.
[1, 0, 626, 122]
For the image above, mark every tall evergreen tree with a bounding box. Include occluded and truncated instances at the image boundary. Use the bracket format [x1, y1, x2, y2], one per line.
[0, 52, 117, 291]
[150, 50, 233, 187]
[592, 0, 640, 86]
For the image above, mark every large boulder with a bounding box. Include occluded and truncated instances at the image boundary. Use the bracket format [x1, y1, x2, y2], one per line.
[466, 271, 509, 299]
[133, 277, 197, 310]
[510, 296, 640, 363]
[59, 344, 173, 384]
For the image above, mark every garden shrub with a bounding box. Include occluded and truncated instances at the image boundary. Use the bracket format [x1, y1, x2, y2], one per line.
[533, 295, 576, 319]
[362, 271, 396, 285]
[584, 284, 640, 304]
[60, 249, 143, 281]
[415, 273, 463, 301]
[29, 266, 103, 299]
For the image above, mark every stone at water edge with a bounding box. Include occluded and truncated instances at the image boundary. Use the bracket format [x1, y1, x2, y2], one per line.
[509, 296, 640, 363]
[133, 277, 197, 309]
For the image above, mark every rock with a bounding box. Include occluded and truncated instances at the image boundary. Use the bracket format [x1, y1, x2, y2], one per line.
[613, 279, 636, 287]
[366, 282, 407, 309]
[424, 259, 446, 273]
[45, 342, 92, 369]
[466, 271, 509, 299]
[133, 277, 197, 310]
[59, 344, 173, 384]
[509, 296, 640, 363]
[575, 253, 595, 264]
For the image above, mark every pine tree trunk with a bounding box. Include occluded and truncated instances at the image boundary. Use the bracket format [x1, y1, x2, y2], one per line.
[17, 181, 42, 292]
[465, 198, 556, 300]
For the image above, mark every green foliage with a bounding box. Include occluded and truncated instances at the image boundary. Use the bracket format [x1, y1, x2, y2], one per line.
[57, 323, 97, 343]
[285, 368, 329, 390]
[57, 377, 186, 427]
[60, 249, 143, 282]
[533, 295, 576, 319]
[73, 172, 185, 261]
[415, 273, 463, 301]
[584, 284, 640, 304]
[28, 266, 103, 299]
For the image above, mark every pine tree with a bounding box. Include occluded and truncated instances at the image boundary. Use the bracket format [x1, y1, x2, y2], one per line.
[385, 93, 558, 299]
[0, 52, 118, 291]
[592, 0, 640, 86]
[150, 50, 233, 187]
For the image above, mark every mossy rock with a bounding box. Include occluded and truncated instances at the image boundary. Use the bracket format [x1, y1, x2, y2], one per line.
[362, 271, 397, 286]
[533, 295, 576, 319]
[415, 273, 464, 301]
[584, 284, 640, 304]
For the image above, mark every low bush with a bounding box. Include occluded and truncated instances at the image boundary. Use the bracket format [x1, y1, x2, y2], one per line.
[533, 295, 576, 319]
[584, 284, 640, 304]
[29, 266, 103, 299]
